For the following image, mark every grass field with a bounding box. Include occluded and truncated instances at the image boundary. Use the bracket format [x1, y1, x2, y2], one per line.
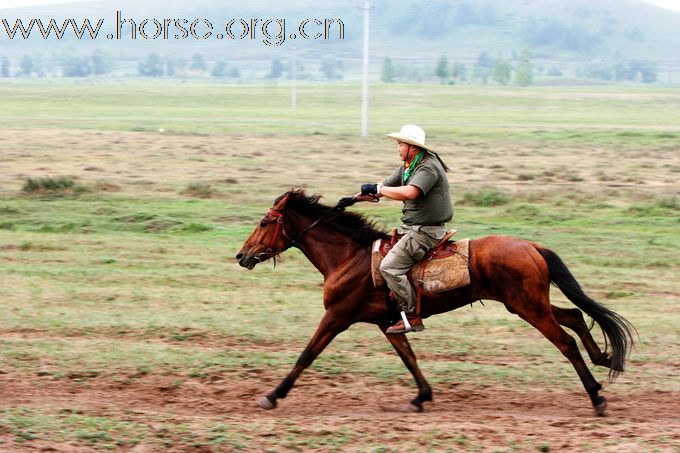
[0, 81, 679, 452]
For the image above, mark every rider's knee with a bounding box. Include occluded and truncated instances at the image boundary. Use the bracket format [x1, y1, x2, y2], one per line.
[379, 258, 392, 277]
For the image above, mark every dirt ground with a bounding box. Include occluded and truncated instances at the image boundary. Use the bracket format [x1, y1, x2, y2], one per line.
[1, 355, 679, 452]
[1, 127, 678, 451]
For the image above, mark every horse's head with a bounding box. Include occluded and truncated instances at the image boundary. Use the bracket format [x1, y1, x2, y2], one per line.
[236, 191, 295, 270]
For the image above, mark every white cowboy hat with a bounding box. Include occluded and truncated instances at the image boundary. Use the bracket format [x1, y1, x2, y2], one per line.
[386, 124, 435, 153]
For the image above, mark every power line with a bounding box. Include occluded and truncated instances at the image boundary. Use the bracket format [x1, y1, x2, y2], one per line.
[361, 0, 370, 137]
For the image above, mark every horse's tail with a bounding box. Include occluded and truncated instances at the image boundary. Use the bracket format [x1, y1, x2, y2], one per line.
[534, 245, 636, 380]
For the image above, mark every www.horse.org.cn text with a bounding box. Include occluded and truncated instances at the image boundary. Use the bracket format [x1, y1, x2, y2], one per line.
[0, 11, 345, 47]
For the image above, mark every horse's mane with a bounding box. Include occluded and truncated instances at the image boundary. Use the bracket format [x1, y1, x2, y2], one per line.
[276, 189, 388, 245]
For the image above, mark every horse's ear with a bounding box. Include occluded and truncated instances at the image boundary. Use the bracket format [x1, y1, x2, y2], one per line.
[273, 191, 292, 209]
[275, 187, 306, 206]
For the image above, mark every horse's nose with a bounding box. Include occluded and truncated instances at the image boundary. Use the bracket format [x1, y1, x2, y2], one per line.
[235, 253, 244, 260]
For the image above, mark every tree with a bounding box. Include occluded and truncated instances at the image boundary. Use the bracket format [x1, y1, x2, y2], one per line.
[473, 51, 493, 84]
[91, 50, 113, 75]
[477, 51, 493, 69]
[546, 66, 563, 77]
[166, 57, 186, 77]
[289, 59, 309, 80]
[212, 61, 227, 78]
[515, 48, 533, 87]
[165, 59, 176, 77]
[62, 56, 92, 77]
[320, 57, 341, 80]
[267, 58, 284, 79]
[434, 54, 449, 84]
[613, 62, 627, 81]
[492, 58, 512, 85]
[629, 60, 657, 84]
[451, 62, 466, 81]
[1, 57, 9, 78]
[406, 67, 422, 82]
[381, 57, 395, 83]
[18, 55, 34, 77]
[138, 53, 164, 77]
[228, 66, 241, 78]
[190, 53, 207, 72]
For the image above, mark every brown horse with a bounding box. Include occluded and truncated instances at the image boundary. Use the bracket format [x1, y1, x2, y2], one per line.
[236, 189, 635, 415]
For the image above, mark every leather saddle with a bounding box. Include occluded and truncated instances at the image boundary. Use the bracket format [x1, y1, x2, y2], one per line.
[371, 229, 471, 294]
[376, 228, 459, 260]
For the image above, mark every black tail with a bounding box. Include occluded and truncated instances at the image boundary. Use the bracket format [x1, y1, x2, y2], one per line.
[536, 246, 636, 380]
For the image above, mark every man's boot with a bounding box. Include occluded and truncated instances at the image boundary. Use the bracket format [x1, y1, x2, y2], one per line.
[386, 311, 425, 334]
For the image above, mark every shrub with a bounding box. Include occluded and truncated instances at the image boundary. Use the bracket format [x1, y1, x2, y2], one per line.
[656, 197, 679, 210]
[180, 223, 212, 233]
[180, 182, 214, 199]
[22, 176, 77, 193]
[460, 189, 510, 207]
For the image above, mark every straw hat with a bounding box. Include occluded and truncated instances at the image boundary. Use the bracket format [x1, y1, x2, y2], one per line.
[386, 125, 435, 153]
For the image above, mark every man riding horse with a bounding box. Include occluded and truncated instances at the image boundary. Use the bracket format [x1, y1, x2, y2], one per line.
[236, 126, 634, 415]
[356, 124, 453, 334]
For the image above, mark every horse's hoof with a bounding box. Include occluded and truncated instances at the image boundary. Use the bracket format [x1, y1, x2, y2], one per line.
[407, 402, 423, 413]
[257, 396, 276, 410]
[594, 399, 607, 416]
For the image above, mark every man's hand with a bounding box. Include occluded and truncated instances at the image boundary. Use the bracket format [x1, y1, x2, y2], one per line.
[360, 183, 379, 195]
[354, 193, 379, 203]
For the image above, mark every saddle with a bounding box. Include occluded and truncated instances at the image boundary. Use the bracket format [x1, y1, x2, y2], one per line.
[371, 229, 471, 294]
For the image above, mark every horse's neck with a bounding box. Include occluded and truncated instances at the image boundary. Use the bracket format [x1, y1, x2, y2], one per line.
[295, 225, 364, 278]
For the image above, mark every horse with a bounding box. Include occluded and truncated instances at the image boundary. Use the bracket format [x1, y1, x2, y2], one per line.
[235, 188, 635, 415]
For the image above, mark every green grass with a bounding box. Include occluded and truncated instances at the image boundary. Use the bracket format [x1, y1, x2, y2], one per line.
[0, 82, 678, 147]
[0, 82, 678, 451]
[1, 192, 677, 381]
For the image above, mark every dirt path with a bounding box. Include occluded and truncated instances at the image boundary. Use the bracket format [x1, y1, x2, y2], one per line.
[1, 368, 679, 452]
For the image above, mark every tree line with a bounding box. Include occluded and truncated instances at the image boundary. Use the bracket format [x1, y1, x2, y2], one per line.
[0, 50, 660, 84]
[381, 51, 659, 85]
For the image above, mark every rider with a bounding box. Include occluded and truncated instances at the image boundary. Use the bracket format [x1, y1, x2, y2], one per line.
[359, 125, 453, 334]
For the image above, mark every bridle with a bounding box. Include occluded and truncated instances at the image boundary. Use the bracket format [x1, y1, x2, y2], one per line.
[254, 208, 288, 263]
[255, 204, 342, 263]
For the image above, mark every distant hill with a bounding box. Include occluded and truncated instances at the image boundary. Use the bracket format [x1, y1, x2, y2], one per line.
[370, 0, 680, 62]
[0, 0, 678, 78]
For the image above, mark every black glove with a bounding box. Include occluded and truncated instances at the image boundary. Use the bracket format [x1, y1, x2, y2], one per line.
[361, 183, 378, 195]
[336, 196, 357, 209]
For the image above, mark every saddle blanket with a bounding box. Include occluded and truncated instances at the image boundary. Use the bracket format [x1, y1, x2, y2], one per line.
[371, 235, 471, 294]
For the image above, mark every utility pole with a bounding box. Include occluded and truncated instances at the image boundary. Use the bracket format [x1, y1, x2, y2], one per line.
[291, 45, 297, 111]
[361, 0, 370, 136]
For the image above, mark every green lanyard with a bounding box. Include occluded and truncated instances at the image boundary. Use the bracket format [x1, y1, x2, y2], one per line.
[403, 151, 425, 183]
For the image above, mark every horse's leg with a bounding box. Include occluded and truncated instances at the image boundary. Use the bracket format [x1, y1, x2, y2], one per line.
[379, 325, 432, 412]
[552, 305, 617, 370]
[257, 308, 349, 410]
[507, 298, 607, 415]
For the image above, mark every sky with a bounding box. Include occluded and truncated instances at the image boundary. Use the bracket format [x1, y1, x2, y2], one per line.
[1, 0, 680, 11]
[641, 0, 680, 11]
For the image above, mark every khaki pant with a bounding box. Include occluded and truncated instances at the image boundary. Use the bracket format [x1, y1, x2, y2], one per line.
[379, 224, 447, 313]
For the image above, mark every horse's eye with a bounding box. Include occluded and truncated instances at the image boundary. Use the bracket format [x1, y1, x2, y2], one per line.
[260, 220, 268, 227]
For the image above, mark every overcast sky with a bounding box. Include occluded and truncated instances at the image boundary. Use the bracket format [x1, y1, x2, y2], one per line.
[1, 0, 680, 12]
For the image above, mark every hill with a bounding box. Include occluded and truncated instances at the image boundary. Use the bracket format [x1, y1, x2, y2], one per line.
[0, 0, 678, 78]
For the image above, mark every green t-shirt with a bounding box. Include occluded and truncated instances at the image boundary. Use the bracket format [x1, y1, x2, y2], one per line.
[383, 153, 453, 226]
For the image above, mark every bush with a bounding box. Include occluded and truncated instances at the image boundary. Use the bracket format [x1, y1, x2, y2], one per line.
[625, 197, 679, 217]
[180, 182, 214, 199]
[460, 189, 510, 207]
[656, 197, 679, 210]
[22, 176, 76, 193]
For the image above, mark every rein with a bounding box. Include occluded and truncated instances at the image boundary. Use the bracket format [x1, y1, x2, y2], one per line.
[258, 203, 343, 263]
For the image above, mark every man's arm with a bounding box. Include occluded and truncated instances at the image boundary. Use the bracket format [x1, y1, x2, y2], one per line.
[379, 184, 421, 201]
[358, 182, 421, 201]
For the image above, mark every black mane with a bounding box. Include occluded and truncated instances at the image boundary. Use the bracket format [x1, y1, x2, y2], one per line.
[276, 189, 388, 245]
